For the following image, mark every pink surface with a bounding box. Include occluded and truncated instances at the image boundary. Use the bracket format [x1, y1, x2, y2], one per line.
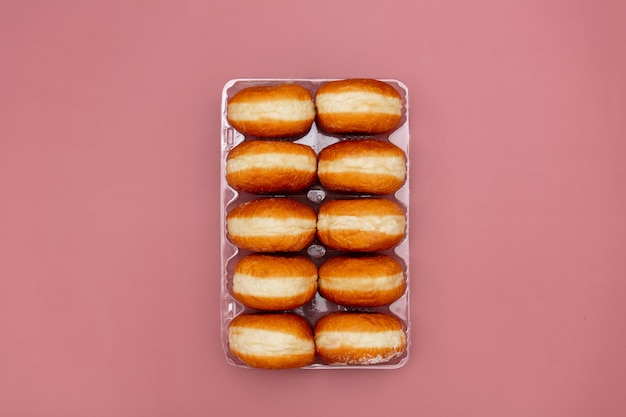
[1, 1, 625, 416]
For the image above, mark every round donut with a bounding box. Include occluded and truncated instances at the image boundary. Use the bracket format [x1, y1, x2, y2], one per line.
[226, 140, 317, 194]
[228, 313, 315, 369]
[318, 254, 405, 307]
[316, 198, 406, 252]
[315, 79, 403, 134]
[317, 139, 407, 194]
[226, 197, 317, 252]
[314, 312, 407, 365]
[227, 83, 316, 138]
[232, 254, 318, 311]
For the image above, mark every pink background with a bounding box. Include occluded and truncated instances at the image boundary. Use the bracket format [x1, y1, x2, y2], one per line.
[1, 1, 625, 416]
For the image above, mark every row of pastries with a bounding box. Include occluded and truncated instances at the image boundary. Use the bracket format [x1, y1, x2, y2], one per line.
[233, 253, 405, 311]
[229, 311, 407, 369]
[227, 78, 404, 138]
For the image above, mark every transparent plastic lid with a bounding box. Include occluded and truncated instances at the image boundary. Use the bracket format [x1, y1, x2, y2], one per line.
[220, 78, 411, 369]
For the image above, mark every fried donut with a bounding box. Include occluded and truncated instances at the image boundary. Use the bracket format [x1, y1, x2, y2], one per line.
[317, 139, 407, 194]
[227, 83, 316, 138]
[314, 312, 407, 365]
[318, 254, 405, 307]
[226, 140, 317, 194]
[315, 79, 402, 134]
[226, 197, 317, 252]
[316, 198, 406, 252]
[228, 313, 315, 369]
[232, 254, 318, 311]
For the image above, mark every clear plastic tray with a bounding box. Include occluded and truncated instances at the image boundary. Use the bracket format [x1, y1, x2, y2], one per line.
[220, 78, 411, 369]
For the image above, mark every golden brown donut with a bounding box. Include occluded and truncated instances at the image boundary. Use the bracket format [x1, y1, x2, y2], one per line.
[315, 79, 402, 134]
[232, 254, 318, 311]
[318, 254, 405, 307]
[314, 312, 407, 365]
[226, 197, 317, 252]
[316, 198, 406, 252]
[317, 139, 407, 194]
[227, 84, 316, 138]
[228, 313, 315, 369]
[226, 140, 317, 194]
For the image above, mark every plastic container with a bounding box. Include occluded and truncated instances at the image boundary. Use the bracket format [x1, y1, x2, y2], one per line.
[220, 78, 411, 369]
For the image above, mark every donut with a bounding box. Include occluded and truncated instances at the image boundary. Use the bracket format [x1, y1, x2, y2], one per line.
[318, 254, 405, 307]
[232, 254, 318, 311]
[227, 84, 316, 138]
[315, 79, 403, 134]
[314, 312, 407, 365]
[226, 140, 317, 194]
[316, 198, 406, 252]
[317, 139, 407, 194]
[228, 313, 315, 369]
[226, 197, 317, 252]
